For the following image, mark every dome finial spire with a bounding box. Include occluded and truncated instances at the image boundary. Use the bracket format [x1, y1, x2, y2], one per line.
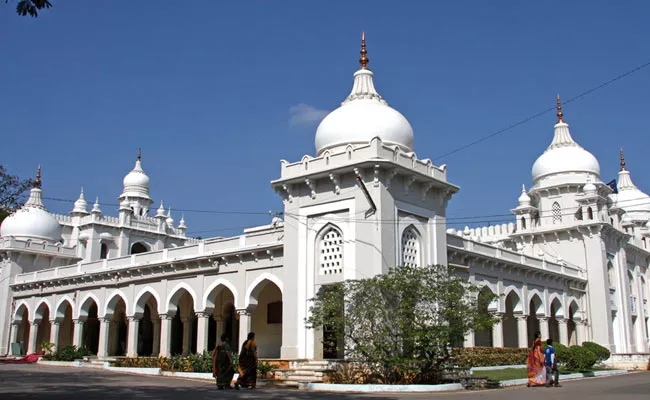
[359, 32, 369, 70]
[556, 94, 564, 123]
[34, 165, 42, 188]
[137, 148, 142, 161]
[620, 147, 626, 171]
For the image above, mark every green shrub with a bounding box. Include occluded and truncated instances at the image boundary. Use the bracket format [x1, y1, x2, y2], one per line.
[43, 345, 92, 361]
[581, 342, 610, 363]
[257, 360, 278, 378]
[551, 343, 569, 365]
[452, 347, 528, 368]
[565, 345, 598, 371]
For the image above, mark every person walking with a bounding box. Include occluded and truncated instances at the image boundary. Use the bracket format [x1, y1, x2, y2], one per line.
[526, 331, 547, 387]
[544, 339, 560, 387]
[234, 332, 258, 389]
[212, 333, 235, 390]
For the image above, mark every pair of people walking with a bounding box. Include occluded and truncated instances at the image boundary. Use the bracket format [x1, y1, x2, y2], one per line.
[527, 331, 560, 387]
[211, 332, 258, 390]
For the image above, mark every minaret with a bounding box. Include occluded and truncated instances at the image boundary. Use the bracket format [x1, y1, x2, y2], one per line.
[91, 197, 102, 215]
[119, 149, 153, 217]
[71, 188, 89, 216]
[155, 200, 167, 232]
[166, 207, 174, 229]
[178, 214, 187, 236]
[512, 184, 537, 232]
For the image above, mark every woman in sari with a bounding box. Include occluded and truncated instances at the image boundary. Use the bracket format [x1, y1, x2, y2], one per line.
[212, 333, 235, 390]
[527, 331, 547, 387]
[235, 332, 258, 389]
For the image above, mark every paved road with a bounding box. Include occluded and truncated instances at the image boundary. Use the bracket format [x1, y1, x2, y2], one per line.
[0, 364, 648, 399]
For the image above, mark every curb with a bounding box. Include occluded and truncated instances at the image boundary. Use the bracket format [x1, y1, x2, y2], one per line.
[500, 369, 628, 387]
[305, 383, 464, 393]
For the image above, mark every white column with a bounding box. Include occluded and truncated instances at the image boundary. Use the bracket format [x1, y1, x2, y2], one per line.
[10, 322, 19, 344]
[72, 319, 84, 347]
[558, 318, 569, 346]
[516, 315, 528, 348]
[49, 321, 61, 351]
[463, 329, 475, 348]
[97, 318, 110, 359]
[152, 319, 161, 356]
[214, 315, 224, 341]
[27, 321, 39, 354]
[181, 317, 192, 355]
[237, 309, 253, 351]
[576, 320, 587, 345]
[159, 315, 172, 357]
[539, 317, 549, 340]
[491, 314, 504, 347]
[126, 317, 140, 357]
[196, 312, 210, 354]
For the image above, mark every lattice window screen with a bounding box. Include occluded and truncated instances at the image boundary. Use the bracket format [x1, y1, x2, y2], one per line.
[319, 227, 343, 275]
[401, 227, 421, 267]
[552, 202, 562, 224]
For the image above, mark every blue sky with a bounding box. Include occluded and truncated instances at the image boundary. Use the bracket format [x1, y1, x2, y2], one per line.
[2, 1, 649, 237]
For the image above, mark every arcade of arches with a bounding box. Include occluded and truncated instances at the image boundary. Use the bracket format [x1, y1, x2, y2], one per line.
[9, 280, 284, 358]
[467, 288, 585, 349]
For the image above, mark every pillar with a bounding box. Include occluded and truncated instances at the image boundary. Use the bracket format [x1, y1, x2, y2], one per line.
[126, 316, 140, 357]
[159, 314, 172, 357]
[181, 317, 192, 355]
[97, 318, 110, 359]
[557, 318, 569, 346]
[237, 309, 253, 351]
[27, 321, 39, 354]
[49, 321, 61, 351]
[72, 319, 84, 347]
[463, 329, 475, 348]
[10, 322, 19, 344]
[196, 312, 210, 354]
[152, 319, 161, 356]
[491, 313, 504, 347]
[538, 317, 549, 340]
[214, 314, 224, 341]
[516, 315, 528, 348]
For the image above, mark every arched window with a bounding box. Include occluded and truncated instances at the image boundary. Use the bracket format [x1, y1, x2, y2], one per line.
[318, 225, 343, 275]
[401, 226, 421, 268]
[575, 208, 583, 221]
[552, 202, 562, 224]
[130, 242, 149, 255]
[587, 207, 594, 220]
[521, 217, 526, 229]
[99, 243, 108, 259]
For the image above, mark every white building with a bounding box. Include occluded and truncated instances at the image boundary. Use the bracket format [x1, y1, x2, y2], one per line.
[0, 36, 648, 364]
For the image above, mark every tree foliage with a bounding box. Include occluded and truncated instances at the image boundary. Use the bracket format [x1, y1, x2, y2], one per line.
[307, 264, 497, 384]
[0, 165, 34, 224]
[7, 0, 52, 17]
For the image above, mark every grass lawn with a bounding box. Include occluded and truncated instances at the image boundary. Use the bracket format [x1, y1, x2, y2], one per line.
[473, 367, 612, 381]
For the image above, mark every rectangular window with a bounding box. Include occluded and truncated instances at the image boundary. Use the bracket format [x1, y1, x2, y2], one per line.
[267, 301, 282, 324]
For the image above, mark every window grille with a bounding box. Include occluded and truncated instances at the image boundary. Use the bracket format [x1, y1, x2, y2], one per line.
[401, 227, 421, 267]
[319, 226, 343, 275]
[552, 202, 562, 224]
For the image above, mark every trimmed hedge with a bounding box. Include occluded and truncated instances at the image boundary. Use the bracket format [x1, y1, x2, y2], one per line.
[581, 342, 610, 363]
[565, 345, 598, 371]
[452, 347, 528, 367]
[42, 345, 92, 361]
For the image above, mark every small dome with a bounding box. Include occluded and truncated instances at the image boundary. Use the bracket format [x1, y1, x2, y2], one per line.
[616, 156, 650, 218]
[583, 181, 597, 195]
[314, 36, 414, 155]
[71, 188, 89, 214]
[120, 151, 151, 200]
[518, 184, 531, 206]
[1, 187, 62, 243]
[531, 101, 600, 186]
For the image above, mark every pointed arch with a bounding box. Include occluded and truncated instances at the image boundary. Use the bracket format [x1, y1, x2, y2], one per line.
[77, 293, 101, 320]
[552, 202, 562, 223]
[503, 287, 523, 313]
[166, 282, 198, 315]
[54, 296, 75, 322]
[401, 224, 422, 268]
[528, 291, 545, 316]
[133, 286, 162, 316]
[203, 278, 239, 312]
[103, 289, 129, 318]
[34, 299, 52, 322]
[245, 273, 284, 309]
[316, 223, 344, 276]
[549, 296, 564, 318]
[13, 301, 30, 323]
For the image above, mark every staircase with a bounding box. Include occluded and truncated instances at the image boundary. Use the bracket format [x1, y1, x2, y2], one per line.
[273, 360, 335, 387]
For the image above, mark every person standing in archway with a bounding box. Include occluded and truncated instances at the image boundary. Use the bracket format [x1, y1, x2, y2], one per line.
[212, 333, 235, 390]
[234, 332, 257, 389]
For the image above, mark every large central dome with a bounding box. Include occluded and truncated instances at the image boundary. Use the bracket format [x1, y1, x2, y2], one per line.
[314, 34, 414, 155]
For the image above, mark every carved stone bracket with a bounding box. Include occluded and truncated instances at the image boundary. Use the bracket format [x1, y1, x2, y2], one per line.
[329, 174, 340, 195]
[305, 178, 316, 199]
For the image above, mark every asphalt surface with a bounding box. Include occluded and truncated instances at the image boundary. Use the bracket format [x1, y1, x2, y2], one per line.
[0, 364, 648, 399]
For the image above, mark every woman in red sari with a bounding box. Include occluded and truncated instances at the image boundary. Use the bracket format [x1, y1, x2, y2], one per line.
[527, 331, 547, 387]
